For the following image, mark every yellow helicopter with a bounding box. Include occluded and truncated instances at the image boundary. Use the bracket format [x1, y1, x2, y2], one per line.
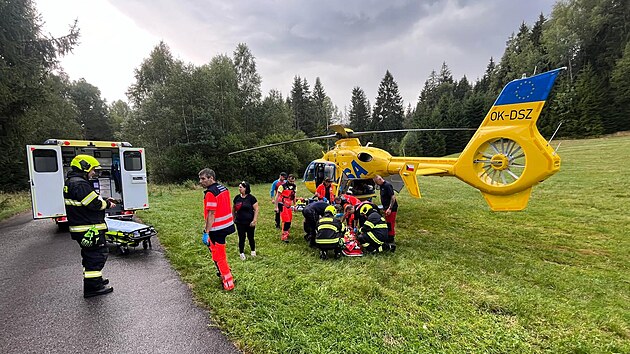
[230, 68, 565, 211]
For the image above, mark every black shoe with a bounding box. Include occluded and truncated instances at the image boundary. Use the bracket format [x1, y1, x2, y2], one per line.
[101, 278, 109, 286]
[388, 243, 396, 253]
[84, 286, 114, 298]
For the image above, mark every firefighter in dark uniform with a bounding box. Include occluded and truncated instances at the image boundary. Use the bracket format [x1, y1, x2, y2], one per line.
[356, 203, 394, 253]
[302, 200, 329, 247]
[64, 155, 116, 298]
[315, 205, 345, 259]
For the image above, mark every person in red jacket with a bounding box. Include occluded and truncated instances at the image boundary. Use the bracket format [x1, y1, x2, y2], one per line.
[315, 177, 334, 202]
[276, 174, 297, 242]
[199, 168, 235, 291]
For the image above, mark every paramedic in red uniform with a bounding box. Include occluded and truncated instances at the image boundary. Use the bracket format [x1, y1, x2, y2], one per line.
[199, 168, 235, 291]
[276, 174, 297, 242]
[315, 177, 334, 202]
[271, 172, 287, 229]
[64, 155, 116, 298]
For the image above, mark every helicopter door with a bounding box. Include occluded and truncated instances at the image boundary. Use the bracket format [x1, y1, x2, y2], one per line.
[26, 145, 65, 219]
[315, 163, 326, 186]
[314, 162, 336, 186]
[120, 147, 149, 210]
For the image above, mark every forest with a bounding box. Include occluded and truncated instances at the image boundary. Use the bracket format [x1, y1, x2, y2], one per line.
[1, 0, 629, 191]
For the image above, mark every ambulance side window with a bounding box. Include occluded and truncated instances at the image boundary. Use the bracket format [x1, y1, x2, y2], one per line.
[33, 149, 58, 173]
[123, 151, 142, 171]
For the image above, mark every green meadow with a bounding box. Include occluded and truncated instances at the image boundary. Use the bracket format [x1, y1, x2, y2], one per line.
[122, 135, 627, 352]
[2, 136, 628, 351]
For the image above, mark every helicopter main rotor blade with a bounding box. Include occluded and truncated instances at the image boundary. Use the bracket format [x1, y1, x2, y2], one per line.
[348, 128, 476, 137]
[228, 134, 337, 155]
[328, 124, 351, 138]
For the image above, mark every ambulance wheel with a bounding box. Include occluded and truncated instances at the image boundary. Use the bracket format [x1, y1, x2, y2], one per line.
[143, 240, 149, 250]
[57, 223, 69, 232]
[119, 246, 130, 256]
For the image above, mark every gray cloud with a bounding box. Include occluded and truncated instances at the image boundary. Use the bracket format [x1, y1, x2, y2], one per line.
[109, 0, 554, 110]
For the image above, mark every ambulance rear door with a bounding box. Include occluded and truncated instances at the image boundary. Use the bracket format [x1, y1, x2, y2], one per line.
[120, 147, 149, 210]
[26, 145, 65, 219]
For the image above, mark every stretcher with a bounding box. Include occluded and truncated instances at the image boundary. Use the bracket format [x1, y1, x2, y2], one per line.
[105, 217, 157, 255]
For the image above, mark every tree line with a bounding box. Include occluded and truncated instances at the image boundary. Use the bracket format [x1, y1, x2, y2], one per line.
[1, 0, 629, 191]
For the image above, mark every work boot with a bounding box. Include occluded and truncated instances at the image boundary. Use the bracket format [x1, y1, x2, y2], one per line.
[84, 285, 114, 298]
[221, 272, 235, 291]
[387, 243, 396, 253]
[101, 278, 109, 286]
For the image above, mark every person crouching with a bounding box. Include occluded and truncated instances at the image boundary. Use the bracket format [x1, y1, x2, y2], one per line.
[315, 205, 345, 259]
[356, 203, 395, 254]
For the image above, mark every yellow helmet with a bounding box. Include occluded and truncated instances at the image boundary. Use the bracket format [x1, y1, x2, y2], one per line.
[324, 205, 337, 215]
[359, 203, 373, 215]
[71, 155, 101, 172]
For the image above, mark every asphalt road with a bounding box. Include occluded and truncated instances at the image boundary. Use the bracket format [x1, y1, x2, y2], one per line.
[0, 212, 241, 354]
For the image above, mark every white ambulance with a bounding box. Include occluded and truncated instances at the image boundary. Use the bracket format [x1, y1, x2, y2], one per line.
[26, 139, 149, 230]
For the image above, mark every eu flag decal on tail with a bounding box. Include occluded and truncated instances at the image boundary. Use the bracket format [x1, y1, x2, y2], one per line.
[494, 68, 564, 106]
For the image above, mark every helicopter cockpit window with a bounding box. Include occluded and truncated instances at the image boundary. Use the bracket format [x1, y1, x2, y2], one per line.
[304, 162, 316, 181]
[357, 152, 373, 163]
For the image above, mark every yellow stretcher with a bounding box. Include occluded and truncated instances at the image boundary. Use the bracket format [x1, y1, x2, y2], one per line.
[104, 217, 157, 255]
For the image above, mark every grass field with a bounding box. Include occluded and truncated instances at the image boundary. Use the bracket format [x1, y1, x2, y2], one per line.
[138, 135, 628, 353]
[0, 191, 31, 222]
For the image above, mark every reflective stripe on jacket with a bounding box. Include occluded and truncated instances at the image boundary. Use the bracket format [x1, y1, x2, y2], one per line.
[64, 171, 109, 231]
[316, 216, 344, 245]
[360, 211, 388, 245]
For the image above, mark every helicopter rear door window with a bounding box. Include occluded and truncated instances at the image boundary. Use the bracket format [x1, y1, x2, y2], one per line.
[123, 151, 142, 171]
[33, 149, 58, 173]
[324, 164, 336, 180]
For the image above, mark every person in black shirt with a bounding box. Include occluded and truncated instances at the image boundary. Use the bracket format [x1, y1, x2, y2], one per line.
[374, 175, 397, 244]
[233, 181, 259, 260]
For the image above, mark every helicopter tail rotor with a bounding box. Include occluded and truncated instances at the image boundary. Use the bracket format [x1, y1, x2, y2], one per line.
[453, 68, 565, 211]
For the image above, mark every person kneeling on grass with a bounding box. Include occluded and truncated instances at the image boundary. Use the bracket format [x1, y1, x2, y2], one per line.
[315, 205, 345, 259]
[356, 203, 395, 254]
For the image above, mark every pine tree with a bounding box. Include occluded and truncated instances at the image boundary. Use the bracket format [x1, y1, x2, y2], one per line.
[312, 77, 332, 135]
[69, 79, 113, 140]
[349, 87, 370, 131]
[233, 43, 262, 131]
[0, 0, 79, 191]
[372, 70, 404, 150]
[290, 76, 316, 134]
[567, 64, 604, 137]
[611, 42, 630, 131]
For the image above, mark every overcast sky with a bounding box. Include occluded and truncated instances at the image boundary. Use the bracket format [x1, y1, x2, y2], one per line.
[35, 0, 555, 111]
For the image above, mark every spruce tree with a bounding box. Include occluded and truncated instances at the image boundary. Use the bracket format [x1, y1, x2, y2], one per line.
[349, 87, 370, 131]
[372, 70, 404, 150]
[233, 43, 262, 131]
[611, 42, 630, 131]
